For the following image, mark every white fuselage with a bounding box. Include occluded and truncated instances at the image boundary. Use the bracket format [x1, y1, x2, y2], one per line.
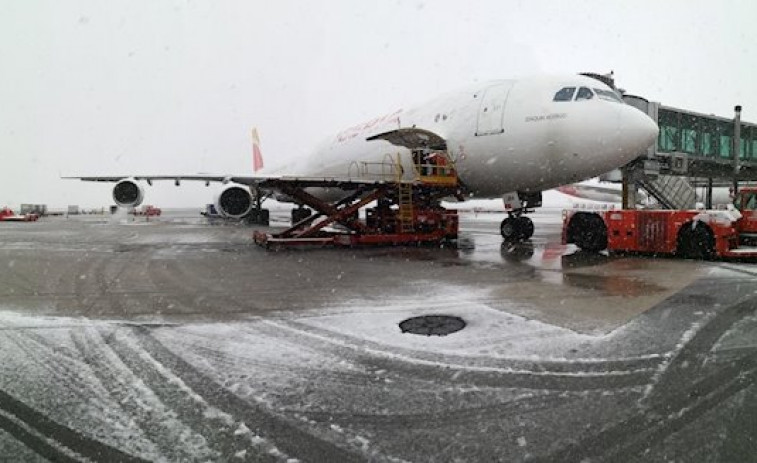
[289, 74, 658, 200]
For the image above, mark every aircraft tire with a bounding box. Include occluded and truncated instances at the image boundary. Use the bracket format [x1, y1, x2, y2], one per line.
[258, 208, 270, 226]
[500, 217, 520, 242]
[516, 216, 534, 240]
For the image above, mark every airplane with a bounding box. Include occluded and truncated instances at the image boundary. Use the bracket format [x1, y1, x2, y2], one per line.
[556, 182, 650, 206]
[67, 73, 658, 242]
[558, 181, 739, 208]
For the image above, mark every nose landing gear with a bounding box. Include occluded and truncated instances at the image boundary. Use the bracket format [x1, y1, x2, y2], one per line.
[500, 214, 534, 242]
[499, 191, 540, 242]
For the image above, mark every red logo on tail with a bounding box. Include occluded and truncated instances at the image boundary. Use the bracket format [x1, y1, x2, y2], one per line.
[252, 128, 264, 172]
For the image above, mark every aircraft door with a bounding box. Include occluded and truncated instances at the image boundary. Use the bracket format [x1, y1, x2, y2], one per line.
[475, 82, 513, 136]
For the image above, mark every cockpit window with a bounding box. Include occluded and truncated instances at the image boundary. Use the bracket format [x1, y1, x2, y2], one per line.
[593, 88, 623, 103]
[575, 87, 594, 101]
[553, 87, 576, 102]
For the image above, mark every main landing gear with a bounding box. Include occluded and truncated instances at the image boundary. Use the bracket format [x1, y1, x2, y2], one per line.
[500, 213, 534, 242]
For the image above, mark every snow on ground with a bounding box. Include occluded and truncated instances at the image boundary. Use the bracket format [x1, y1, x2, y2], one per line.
[286, 284, 597, 361]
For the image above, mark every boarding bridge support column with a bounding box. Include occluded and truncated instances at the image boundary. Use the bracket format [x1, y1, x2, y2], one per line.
[734, 105, 742, 195]
[706, 178, 713, 209]
[621, 166, 638, 210]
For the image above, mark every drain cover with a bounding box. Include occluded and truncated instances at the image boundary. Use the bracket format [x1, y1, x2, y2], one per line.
[399, 315, 466, 336]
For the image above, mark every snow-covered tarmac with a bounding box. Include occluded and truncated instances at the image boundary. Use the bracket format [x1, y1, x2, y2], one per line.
[1, 209, 756, 462]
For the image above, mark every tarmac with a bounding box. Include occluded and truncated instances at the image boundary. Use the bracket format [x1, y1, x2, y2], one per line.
[1, 208, 756, 462]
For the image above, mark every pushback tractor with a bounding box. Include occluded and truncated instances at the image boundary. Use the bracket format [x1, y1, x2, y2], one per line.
[563, 187, 757, 259]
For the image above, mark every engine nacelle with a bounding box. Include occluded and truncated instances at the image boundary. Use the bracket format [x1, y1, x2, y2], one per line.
[215, 185, 254, 219]
[112, 178, 144, 208]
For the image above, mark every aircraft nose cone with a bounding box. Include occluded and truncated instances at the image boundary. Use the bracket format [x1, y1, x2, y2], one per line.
[617, 105, 659, 157]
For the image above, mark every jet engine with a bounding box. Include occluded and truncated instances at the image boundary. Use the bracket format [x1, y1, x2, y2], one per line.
[112, 178, 144, 208]
[215, 185, 254, 219]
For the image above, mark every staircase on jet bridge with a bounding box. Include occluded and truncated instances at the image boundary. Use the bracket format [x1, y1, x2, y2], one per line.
[639, 174, 697, 210]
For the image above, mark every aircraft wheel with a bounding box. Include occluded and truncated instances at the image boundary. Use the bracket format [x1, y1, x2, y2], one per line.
[245, 208, 270, 226]
[500, 217, 520, 242]
[569, 213, 607, 252]
[258, 208, 270, 226]
[677, 222, 714, 259]
[516, 216, 534, 240]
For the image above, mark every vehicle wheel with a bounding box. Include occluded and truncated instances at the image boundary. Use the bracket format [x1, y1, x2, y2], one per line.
[516, 216, 534, 240]
[677, 222, 714, 259]
[500, 217, 519, 241]
[569, 213, 607, 252]
[291, 207, 309, 225]
[258, 208, 270, 226]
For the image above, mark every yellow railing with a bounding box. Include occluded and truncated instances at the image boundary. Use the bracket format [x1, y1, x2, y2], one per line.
[410, 154, 458, 187]
[348, 152, 458, 187]
[348, 153, 399, 180]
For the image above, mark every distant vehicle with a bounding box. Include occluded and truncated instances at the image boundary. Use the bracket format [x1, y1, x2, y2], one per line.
[0, 207, 39, 222]
[201, 204, 222, 219]
[130, 205, 162, 217]
[20, 204, 47, 216]
[67, 73, 657, 242]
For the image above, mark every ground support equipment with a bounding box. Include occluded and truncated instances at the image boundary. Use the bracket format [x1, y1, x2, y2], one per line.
[563, 207, 757, 260]
[252, 178, 459, 248]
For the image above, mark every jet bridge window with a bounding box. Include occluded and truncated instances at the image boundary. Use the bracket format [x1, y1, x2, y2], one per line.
[553, 87, 576, 102]
[575, 87, 594, 101]
[593, 88, 622, 103]
[737, 192, 757, 211]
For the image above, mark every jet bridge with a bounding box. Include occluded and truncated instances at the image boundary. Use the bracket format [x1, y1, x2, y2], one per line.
[616, 96, 757, 209]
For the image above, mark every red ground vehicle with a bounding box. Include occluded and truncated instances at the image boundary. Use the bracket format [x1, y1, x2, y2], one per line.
[563, 187, 757, 259]
[130, 205, 162, 217]
[0, 208, 39, 222]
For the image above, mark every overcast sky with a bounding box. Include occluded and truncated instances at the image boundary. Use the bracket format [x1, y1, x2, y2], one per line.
[1, 0, 756, 208]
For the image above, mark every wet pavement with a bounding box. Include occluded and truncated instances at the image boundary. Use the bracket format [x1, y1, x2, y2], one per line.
[0, 208, 756, 462]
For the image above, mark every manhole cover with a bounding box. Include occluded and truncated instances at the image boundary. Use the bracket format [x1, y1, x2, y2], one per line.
[399, 315, 466, 336]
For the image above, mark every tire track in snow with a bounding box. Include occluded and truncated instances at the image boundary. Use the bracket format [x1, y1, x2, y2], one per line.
[3, 329, 118, 410]
[280, 318, 663, 373]
[72, 327, 218, 461]
[99, 326, 280, 462]
[260, 320, 657, 391]
[0, 409, 79, 463]
[536, 356, 757, 463]
[538, 294, 757, 462]
[129, 325, 364, 462]
[11, 327, 165, 458]
[302, 392, 569, 427]
[0, 388, 149, 463]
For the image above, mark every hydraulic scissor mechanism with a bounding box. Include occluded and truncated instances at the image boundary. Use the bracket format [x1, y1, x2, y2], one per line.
[252, 152, 461, 248]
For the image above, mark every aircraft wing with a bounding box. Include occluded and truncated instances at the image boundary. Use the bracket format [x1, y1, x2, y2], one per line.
[63, 174, 407, 189]
[64, 174, 262, 186]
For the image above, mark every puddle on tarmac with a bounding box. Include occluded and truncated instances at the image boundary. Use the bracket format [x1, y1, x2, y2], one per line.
[562, 273, 666, 297]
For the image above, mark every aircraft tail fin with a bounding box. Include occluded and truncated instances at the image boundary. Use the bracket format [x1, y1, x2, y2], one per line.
[252, 128, 264, 172]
